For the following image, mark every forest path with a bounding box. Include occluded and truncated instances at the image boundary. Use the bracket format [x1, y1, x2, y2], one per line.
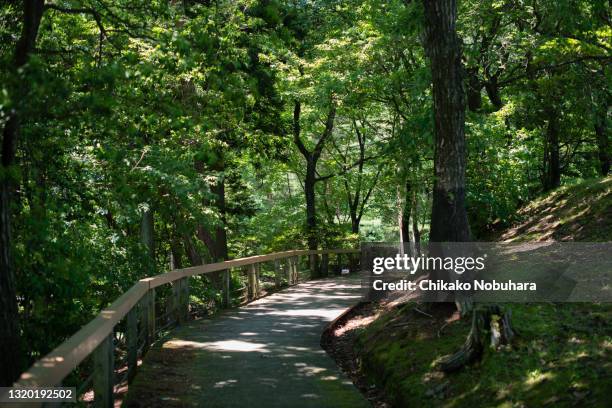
[126, 274, 369, 407]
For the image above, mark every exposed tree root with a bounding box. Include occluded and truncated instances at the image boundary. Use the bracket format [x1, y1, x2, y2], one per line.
[438, 305, 515, 373]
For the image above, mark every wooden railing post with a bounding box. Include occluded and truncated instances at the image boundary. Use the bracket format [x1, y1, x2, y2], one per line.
[126, 307, 138, 384]
[222, 269, 230, 308]
[293, 256, 299, 283]
[173, 278, 189, 324]
[274, 259, 281, 288]
[93, 334, 114, 408]
[183, 277, 191, 320]
[247, 264, 256, 300]
[255, 263, 261, 297]
[139, 294, 150, 354]
[169, 281, 178, 324]
[285, 257, 292, 285]
[321, 253, 329, 277]
[147, 288, 156, 345]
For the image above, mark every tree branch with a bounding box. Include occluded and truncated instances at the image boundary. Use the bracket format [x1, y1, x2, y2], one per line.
[293, 100, 310, 158]
[313, 103, 337, 161]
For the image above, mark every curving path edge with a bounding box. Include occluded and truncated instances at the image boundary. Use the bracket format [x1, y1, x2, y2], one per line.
[126, 274, 369, 408]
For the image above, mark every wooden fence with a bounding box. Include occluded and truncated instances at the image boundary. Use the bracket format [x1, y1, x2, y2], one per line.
[9, 248, 360, 407]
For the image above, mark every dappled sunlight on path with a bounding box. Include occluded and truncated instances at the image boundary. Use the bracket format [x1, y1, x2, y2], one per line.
[126, 275, 368, 408]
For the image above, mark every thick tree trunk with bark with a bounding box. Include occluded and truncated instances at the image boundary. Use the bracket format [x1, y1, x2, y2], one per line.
[423, 0, 471, 244]
[422, 0, 514, 372]
[0, 178, 21, 386]
[0, 0, 45, 386]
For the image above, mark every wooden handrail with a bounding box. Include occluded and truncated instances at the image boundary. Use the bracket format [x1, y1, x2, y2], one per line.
[13, 248, 359, 392]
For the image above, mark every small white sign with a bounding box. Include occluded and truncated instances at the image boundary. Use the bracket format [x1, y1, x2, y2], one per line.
[341, 268, 350, 275]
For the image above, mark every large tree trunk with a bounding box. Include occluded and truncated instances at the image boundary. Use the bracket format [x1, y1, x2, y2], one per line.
[0, 0, 45, 386]
[422, 0, 513, 372]
[0, 178, 22, 386]
[423, 0, 471, 244]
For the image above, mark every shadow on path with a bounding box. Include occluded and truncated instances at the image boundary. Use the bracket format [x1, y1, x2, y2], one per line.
[126, 275, 369, 408]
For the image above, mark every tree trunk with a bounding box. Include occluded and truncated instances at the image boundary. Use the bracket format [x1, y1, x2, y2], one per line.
[438, 305, 514, 372]
[141, 208, 155, 274]
[401, 179, 412, 245]
[213, 177, 228, 260]
[412, 189, 421, 256]
[543, 107, 561, 191]
[422, 0, 509, 371]
[351, 217, 360, 234]
[170, 238, 183, 270]
[305, 158, 319, 276]
[466, 67, 482, 112]
[484, 76, 503, 110]
[182, 234, 202, 266]
[595, 107, 610, 176]
[0, 178, 22, 386]
[197, 176, 228, 262]
[292, 100, 335, 278]
[305, 159, 317, 248]
[196, 173, 227, 290]
[423, 0, 471, 244]
[0, 0, 45, 386]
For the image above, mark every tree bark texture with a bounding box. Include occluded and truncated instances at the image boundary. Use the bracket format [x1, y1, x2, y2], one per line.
[423, 0, 471, 243]
[0, 0, 45, 386]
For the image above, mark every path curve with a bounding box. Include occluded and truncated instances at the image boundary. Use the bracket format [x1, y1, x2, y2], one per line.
[126, 275, 369, 407]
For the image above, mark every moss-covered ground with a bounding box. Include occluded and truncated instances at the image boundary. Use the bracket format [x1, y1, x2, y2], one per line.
[354, 177, 612, 407]
[355, 302, 611, 407]
[500, 176, 611, 242]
